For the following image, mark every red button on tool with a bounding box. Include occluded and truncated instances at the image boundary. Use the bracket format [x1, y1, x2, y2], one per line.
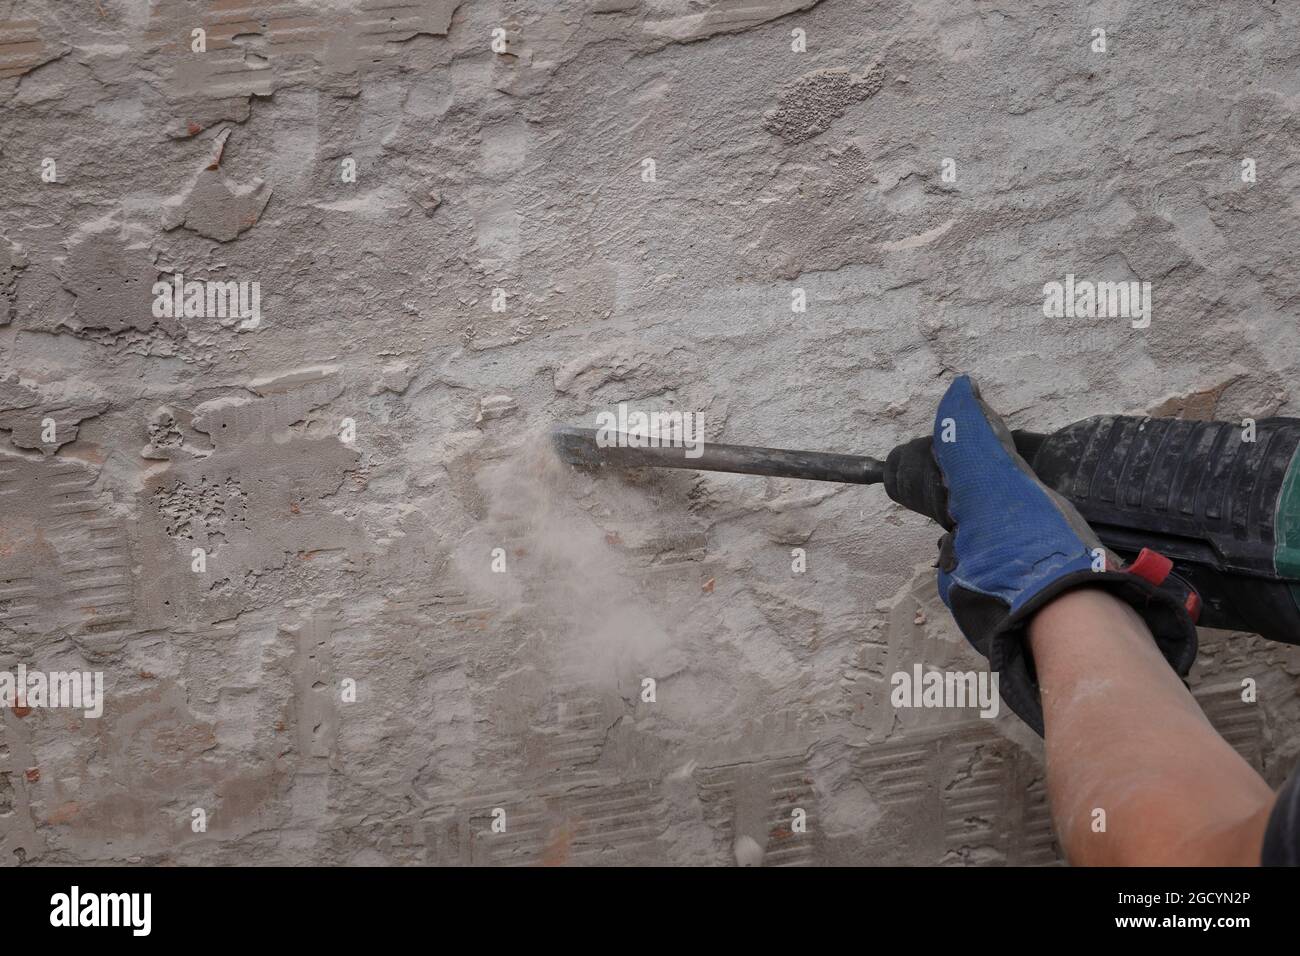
[1126, 547, 1173, 587]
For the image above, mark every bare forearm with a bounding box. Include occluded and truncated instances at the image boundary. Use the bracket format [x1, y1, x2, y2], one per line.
[1028, 588, 1276, 865]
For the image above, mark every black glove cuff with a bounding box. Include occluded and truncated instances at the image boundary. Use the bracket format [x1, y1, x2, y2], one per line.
[951, 570, 1199, 736]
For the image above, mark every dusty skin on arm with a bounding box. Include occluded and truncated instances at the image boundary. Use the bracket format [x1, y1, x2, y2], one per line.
[1028, 588, 1277, 867]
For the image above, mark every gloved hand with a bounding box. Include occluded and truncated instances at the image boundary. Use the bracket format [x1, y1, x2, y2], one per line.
[922, 375, 1199, 734]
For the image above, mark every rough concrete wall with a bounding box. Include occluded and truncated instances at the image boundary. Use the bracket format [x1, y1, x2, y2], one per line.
[2, 0, 1299, 865]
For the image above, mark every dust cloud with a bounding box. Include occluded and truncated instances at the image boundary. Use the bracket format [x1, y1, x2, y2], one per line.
[452, 429, 675, 689]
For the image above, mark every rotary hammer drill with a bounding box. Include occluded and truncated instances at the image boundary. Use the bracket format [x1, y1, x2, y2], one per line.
[554, 413, 1300, 644]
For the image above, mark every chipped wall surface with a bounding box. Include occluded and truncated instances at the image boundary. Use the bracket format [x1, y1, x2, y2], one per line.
[2, 0, 1300, 866]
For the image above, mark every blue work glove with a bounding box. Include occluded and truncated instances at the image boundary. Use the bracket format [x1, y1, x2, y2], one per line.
[930, 376, 1199, 734]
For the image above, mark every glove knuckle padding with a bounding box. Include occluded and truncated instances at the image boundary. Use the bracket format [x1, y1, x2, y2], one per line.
[934, 378, 1094, 606]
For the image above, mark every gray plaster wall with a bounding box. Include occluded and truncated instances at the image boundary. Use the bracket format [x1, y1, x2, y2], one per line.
[1, 0, 1299, 865]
